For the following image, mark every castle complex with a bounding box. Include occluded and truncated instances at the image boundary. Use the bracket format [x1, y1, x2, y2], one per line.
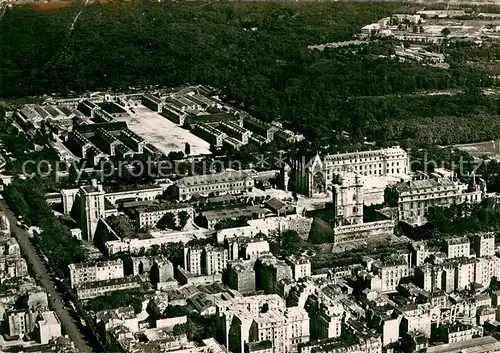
[291, 146, 409, 197]
[330, 173, 395, 245]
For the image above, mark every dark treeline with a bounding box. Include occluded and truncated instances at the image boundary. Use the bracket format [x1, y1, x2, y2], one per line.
[2, 2, 500, 147]
[402, 199, 500, 246]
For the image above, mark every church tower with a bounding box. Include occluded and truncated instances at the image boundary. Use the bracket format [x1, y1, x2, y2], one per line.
[331, 173, 364, 226]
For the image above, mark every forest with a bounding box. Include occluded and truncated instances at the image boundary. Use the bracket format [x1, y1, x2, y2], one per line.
[2, 1, 500, 147]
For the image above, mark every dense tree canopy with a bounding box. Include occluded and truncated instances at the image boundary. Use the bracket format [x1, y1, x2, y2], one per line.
[3, 2, 499, 148]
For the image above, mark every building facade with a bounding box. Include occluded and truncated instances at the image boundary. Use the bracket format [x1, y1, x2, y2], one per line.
[174, 170, 257, 201]
[388, 171, 485, 226]
[78, 182, 105, 242]
[69, 259, 124, 288]
[291, 146, 409, 197]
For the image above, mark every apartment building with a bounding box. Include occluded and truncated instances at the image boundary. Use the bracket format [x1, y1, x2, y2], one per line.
[203, 245, 228, 275]
[249, 307, 310, 353]
[285, 255, 311, 281]
[415, 257, 478, 293]
[474, 233, 495, 258]
[226, 260, 256, 295]
[183, 247, 203, 276]
[69, 259, 124, 288]
[372, 258, 410, 293]
[7, 309, 37, 338]
[446, 237, 471, 259]
[221, 296, 309, 353]
[76, 276, 143, 300]
[257, 254, 293, 294]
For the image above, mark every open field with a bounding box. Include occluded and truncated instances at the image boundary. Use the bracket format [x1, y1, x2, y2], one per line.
[115, 105, 212, 156]
[451, 139, 500, 159]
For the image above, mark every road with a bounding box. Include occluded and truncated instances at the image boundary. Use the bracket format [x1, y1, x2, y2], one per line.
[0, 201, 93, 353]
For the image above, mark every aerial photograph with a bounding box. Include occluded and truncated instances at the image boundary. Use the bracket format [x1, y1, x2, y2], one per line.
[5, 0, 500, 352]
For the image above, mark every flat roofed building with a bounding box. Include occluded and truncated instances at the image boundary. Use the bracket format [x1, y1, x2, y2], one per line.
[36, 311, 62, 344]
[183, 247, 202, 276]
[175, 169, 257, 201]
[426, 335, 500, 353]
[226, 261, 256, 294]
[194, 123, 227, 147]
[203, 245, 228, 275]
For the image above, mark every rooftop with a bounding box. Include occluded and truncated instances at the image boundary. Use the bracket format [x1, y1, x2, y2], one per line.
[247, 340, 273, 351]
[395, 175, 455, 192]
[427, 336, 500, 353]
[447, 237, 469, 245]
[177, 169, 256, 187]
[138, 201, 191, 213]
[324, 146, 406, 162]
[98, 102, 126, 114]
[201, 205, 267, 221]
[69, 259, 122, 270]
[76, 275, 142, 290]
[39, 311, 60, 326]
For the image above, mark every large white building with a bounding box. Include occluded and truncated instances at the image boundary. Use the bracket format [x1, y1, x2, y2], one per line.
[285, 255, 311, 281]
[446, 237, 471, 259]
[69, 259, 124, 288]
[36, 311, 62, 344]
[183, 245, 228, 276]
[372, 258, 410, 293]
[183, 247, 203, 276]
[204, 245, 228, 275]
[291, 146, 409, 197]
[388, 171, 485, 226]
[249, 307, 310, 353]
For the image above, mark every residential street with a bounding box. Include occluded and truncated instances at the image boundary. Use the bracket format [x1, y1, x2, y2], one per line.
[0, 201, 94, 353]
